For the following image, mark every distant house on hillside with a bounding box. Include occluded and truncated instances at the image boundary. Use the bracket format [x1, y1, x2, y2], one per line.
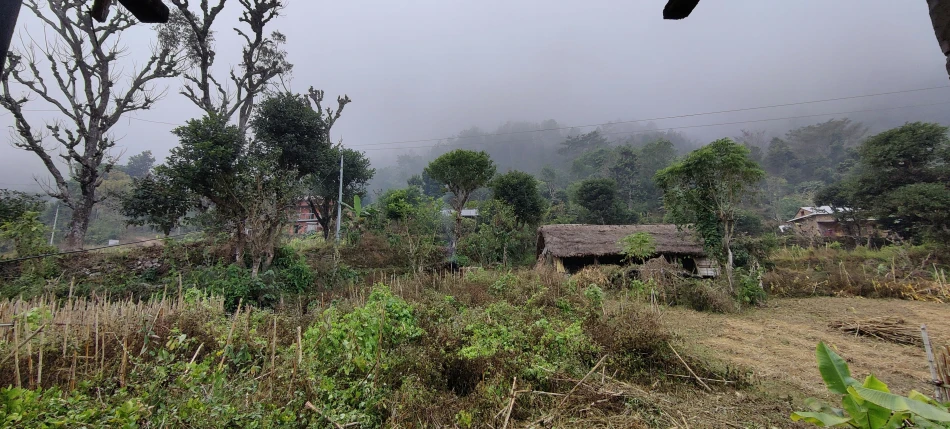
[289, 200, 323, 236]
[441, 208, 479, 218]
[535, 224, 718, 276]
[785, 206, 878, 238]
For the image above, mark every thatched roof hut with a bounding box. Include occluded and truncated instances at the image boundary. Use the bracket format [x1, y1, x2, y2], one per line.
[536, 224, 716, 276]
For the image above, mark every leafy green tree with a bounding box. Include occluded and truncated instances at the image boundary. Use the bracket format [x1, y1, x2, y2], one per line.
[655, 138, 765, 286]
[817, 122, 950, 243]
[122, 151, 156, 178]
[633, 139, 678, 215]
[490, 170, 547, 226]
[458, 200, 533, 267]
[608, 145, 640, 210]
[305, 148, 375, 240]
[372, 187, 444, 272]
[0, 190, 45, 225]
[572, 178, 629, 225]
[121, 173, 191, 236]
[424, 149, 496, 244]
[1, 211, 57, 275]
[558, 130, 609, 156]
[407, 170, 444, 198]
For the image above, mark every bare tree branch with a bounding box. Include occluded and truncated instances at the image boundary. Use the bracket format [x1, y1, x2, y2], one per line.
[0, 0, 180, 249]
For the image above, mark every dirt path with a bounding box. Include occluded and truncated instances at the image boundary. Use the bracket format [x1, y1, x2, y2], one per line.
[668, 297, 950, 399]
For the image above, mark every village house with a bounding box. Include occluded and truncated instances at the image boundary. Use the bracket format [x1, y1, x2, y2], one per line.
[535, 224, 718, 277]
[785, 206, 878, 238]
[289, 200, 323, 236]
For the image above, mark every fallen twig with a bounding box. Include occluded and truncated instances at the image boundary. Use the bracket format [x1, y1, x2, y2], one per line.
[669, 344, 711, 392]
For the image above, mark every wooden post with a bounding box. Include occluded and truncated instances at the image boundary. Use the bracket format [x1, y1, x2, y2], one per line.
[922, 325, 943, 401]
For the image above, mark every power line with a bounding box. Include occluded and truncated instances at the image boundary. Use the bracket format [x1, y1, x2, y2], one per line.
[357, 100, 950, 152]
[349, 85, 950, 148]
[5, 84, 949, 152]
[0, 232, 199, 264]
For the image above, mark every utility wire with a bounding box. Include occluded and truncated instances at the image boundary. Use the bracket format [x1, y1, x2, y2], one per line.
[357, 100, 950, 152]
[5, 84, 949, 151]
[0, 232, 200, 264]
[350, 85, 950, 148]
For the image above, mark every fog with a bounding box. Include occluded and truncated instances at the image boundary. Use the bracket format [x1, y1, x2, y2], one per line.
[1, 0, 948, 192]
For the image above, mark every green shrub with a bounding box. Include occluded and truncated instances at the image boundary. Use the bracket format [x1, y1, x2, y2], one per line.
[0, 387, 147, 427]
[302, 284, 423, 425]
[188, 265, 263, 311]
[619, 232, 656, 262]
[736, 268, 767, 306]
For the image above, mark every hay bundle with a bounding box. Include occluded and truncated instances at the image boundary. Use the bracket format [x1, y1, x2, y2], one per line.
[830, 317, 922, 346]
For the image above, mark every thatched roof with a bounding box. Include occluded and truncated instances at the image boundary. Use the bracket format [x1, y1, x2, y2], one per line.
[536, 224, 705, 258]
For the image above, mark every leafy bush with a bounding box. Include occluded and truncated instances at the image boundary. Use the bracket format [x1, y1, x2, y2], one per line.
[736, 268, 767, 306]
[619, 232, 656, 262]
[0, 387, 147, 427]
[302, 284, 423, 425]
[792, 342, 950, 427]
[188, 265, 264, 311]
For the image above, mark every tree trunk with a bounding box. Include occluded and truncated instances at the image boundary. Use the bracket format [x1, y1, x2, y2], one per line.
[251, 254, 262, 278]
[454, 212, 462, 251]
[63, 201, 91, 251]
[234, 222, 247, 268]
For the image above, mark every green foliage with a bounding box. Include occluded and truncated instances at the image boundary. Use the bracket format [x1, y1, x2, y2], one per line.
[618, 232, 656, 262]
[122, 150, 156, 178]
[0, 386, 148, 427]
[762, 119, 866, 186]
[735, 268, 766, 306]
[425, 149, 496, 243]
[187, 259, 314, 310]
[424, 149, 496, 203]
[490, 170, 547, 226]
[251, 92, 330, 177]
[583, 285, 605, 312]
[121, 172, 191, 235]
[457, 200, 534, 267]
[307, 147, 375, 239]
[1, 211, 54, 258]
[0, 189, 45, 225]
[792, 342, 950, 427]
[1, 211, 57, 277]
[817, 122, 950, 244]
[373, 187, 445, 271]
[656, 138, 766, 265]
[303, 284, 423, 425]
[572, 178, 631, 225]
[407, 169, 444, 198]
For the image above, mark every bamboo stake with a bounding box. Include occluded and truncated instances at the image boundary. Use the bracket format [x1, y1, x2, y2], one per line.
[296, 326, 302, 366]
[922, 325, 943, 401]
[501, 377, 517, 429]
[63, 278, 74, 358]
[37, 326, 44, 387]
[13, 318, 21, 388]
[270, 316, 277, 396]
[69, 350, 77, 391]
[26, 322, 33, 388]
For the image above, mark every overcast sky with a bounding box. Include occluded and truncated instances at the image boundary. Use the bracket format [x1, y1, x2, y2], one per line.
[2, 0, 948, 191]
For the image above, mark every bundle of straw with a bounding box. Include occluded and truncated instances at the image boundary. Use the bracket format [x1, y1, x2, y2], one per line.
[830, 317, 922, 346]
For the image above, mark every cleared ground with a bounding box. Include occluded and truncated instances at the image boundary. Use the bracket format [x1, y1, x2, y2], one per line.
[649, 297, 949, 428]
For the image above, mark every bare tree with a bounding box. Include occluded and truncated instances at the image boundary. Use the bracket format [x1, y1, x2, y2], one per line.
[160, 0, 291, 135]
[0, 0, 178, 250]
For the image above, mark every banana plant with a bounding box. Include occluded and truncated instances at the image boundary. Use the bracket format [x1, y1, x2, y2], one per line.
[792, 342, 950, 428]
